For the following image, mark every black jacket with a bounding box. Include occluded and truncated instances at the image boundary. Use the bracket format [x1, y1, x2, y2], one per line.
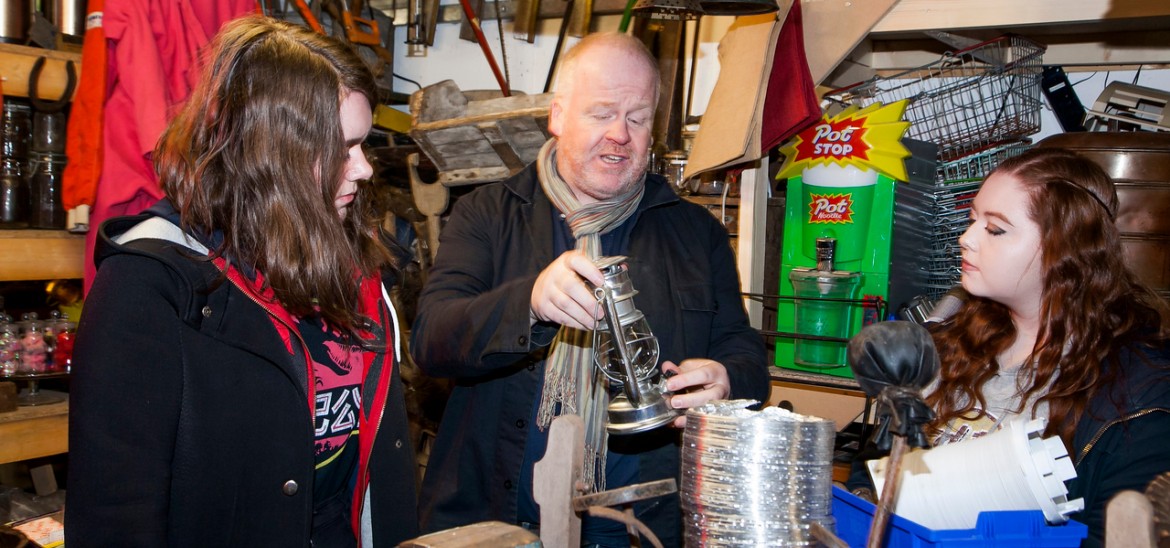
[66, 209, 419, 547]
[1066, 344, 1170, 547]
[410, 165, 770, 545]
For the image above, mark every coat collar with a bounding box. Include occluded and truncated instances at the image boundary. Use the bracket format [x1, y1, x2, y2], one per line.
[501, 164, 677, 267]
[502, 163, 679, 213]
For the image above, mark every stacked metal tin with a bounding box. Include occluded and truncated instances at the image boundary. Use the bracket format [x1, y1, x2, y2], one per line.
[681, 401, 836, 546]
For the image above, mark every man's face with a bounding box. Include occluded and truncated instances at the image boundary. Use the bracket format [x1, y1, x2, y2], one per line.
[547, 47, 657, 205]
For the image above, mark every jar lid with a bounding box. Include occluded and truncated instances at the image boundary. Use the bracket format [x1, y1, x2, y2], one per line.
[31, 153, 67, 164]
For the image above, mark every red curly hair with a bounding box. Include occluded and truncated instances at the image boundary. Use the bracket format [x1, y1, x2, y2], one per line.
[927, 147, 1169, 447]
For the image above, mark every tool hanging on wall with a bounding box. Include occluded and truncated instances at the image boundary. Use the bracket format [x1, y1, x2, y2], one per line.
[543, 0, 575, 93]
[512, 0, 540, 43]
[28, 57, 77, 114]
[494, 0, 510, 88]
[684, 17, 700, 124]
[338, 1, 380, 45]
[458, 0, 486, 41]
[292, 0, 327, 34]
[289, 0, 395, 76]
[635, 19, 686, 153]
[458, 0, 511, 96]
[567, 0, 592, 37]
[339, 1, 395, 69]
[405, 0, 440, 46]
[1040, 66, 1086, 133]
[405, 0, 423, 43]
[422, 0, 440, 46]
[458, 0, 511, 92]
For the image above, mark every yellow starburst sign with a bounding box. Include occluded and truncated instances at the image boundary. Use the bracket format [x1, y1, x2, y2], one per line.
[776, 100, 912, 182]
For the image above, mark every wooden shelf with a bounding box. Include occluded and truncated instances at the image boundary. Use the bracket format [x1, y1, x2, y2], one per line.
[0, 42, 81, 101]
[0, 44, 84, 282]
[0, 399, 68, 465]
[683, 195, 739, 207]
[770, 367, 862, 392]
[805, 0, 1170, 89]
[0, 230, 85, 281]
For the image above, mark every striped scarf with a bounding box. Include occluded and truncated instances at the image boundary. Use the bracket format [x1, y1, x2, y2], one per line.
[535, 138, 645, 491]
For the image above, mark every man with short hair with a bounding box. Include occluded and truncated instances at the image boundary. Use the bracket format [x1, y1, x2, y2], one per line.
[411, 32, 769, 546]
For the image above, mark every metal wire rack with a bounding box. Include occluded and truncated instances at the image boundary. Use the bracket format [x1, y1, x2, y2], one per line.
[892, 140, 1032, 300]
[827, 34, 1047, 162]
[935, 138, 1032, 184]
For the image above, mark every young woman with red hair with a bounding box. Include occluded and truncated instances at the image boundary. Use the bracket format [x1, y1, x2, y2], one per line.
[928, 146, 1170, 546]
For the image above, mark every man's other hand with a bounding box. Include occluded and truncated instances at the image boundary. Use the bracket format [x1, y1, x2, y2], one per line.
[661, 358, 732, 428]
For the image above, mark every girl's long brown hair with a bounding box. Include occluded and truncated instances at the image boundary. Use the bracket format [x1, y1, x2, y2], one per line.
[928, 147, 1169, 446]
[154, 15, 393, 335]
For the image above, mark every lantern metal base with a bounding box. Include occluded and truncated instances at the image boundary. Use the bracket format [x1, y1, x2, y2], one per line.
[606, 391, 679, 435]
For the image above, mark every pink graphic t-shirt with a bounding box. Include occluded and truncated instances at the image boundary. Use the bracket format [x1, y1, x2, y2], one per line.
[298, 314, 364, 501]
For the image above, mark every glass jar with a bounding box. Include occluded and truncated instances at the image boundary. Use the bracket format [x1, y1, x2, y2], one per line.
[2, 101, 31, 162]
[29, 153, 66, 229]
[661, 151, 689, 194]
[0, 318, 18, 376]
[42, 312, 59, 371]
[0, 159, 28, 228]
[31, 111, 66, 153]
[18, 316, 47, 374]
[51, 321, 75, 373]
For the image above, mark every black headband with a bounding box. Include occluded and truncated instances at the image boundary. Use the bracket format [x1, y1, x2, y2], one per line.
[1051, 178, 1115, 221]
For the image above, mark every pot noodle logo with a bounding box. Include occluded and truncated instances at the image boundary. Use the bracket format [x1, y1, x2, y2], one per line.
[809, 193, 854, 224]
[796, 121, 869, 161]
[776, 100, 912, 182]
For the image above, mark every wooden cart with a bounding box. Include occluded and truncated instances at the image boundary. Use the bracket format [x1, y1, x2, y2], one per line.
[409, 79, 552, 187]
[407, 80, 553, 259]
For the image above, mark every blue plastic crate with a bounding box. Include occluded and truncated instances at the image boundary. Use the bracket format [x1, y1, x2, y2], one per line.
[832, 486, 1088, 547]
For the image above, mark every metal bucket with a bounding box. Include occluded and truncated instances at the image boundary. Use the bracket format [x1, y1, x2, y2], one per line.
[1037, 132, 1170, 298]
[43, 0, 87, 39]
[0, 0, 31, 44]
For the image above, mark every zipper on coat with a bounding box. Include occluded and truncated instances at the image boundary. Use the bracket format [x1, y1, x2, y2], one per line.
[1076, 407, 1170, 465]
[353, 286, 396, 547]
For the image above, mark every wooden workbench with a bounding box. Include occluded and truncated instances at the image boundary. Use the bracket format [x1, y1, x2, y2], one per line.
[0, 400, 68, 465]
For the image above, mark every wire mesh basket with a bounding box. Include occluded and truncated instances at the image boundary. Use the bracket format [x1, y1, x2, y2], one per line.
[892, 140, 1033, 300]
[936, 139, 1031, 184]
[828, 35, 1046, 162]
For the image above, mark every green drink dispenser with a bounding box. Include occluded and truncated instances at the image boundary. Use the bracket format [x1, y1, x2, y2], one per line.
[776, 163, 897, 377]
[773, 100, 910, 377]
[789, 238, 862, 367]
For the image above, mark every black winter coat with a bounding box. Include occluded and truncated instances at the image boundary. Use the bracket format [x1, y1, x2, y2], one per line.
[411, 165, 770, 546]
[66, 211, 419, 547]
[1066, 344, 1170, 547]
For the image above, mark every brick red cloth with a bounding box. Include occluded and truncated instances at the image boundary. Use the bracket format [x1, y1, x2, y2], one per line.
[760, 0, 820, 154]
